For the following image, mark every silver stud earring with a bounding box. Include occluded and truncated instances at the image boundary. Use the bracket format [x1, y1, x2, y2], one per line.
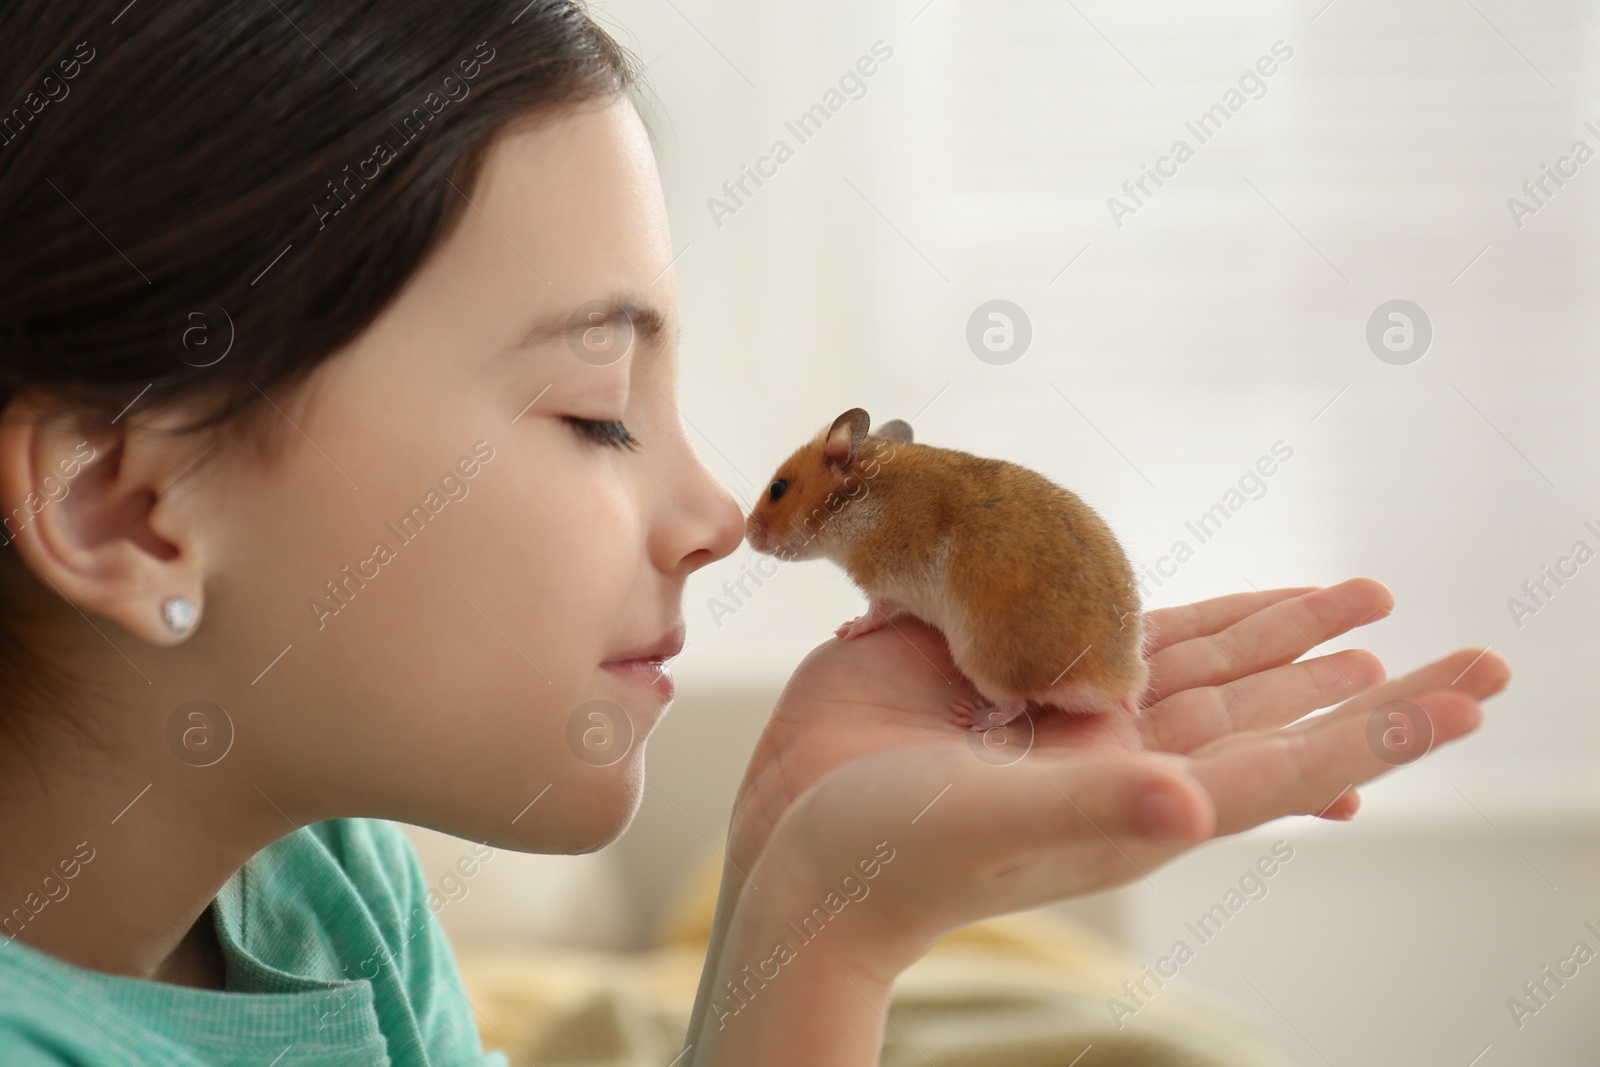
[162, 596, 199, 636]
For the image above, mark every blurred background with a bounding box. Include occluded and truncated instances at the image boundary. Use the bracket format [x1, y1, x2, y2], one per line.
[406, 1, 1600, 1063]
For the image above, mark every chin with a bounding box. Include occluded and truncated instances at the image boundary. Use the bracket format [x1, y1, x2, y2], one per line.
[509, 758, 647, 855]
[545, 805, 640, 854]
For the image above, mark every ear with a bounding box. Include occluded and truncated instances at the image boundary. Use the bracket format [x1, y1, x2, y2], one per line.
[870, 419, 913, 444]
[0, 392, 209, 647]
[822, 408, 870, 470]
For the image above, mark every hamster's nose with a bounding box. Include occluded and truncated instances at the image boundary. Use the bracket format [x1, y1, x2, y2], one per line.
[745, 514, 769, 552]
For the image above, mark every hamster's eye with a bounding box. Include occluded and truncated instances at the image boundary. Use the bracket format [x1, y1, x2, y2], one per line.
[769, 479, 788, 502]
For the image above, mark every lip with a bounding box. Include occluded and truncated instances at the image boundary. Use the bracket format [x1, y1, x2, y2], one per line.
[601, 622, 685, 700]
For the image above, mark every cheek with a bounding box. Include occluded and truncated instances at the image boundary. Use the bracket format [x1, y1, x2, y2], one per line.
[212, 429, 650, 847]
[512, 466, 641, 628]
[392, 455, 632, 690]
[394, 458, 649, 848]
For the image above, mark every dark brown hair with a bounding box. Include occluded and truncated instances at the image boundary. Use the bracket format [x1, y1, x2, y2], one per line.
[0, 0, 644, 759]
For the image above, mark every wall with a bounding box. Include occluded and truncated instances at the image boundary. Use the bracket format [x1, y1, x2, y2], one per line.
[410, 1, 1600, 1061]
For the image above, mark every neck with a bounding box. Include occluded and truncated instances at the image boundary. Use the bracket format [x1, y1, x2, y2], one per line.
[0, 739, 290, 985]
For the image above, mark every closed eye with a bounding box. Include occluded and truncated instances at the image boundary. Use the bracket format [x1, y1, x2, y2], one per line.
[561, 416, 641, 451]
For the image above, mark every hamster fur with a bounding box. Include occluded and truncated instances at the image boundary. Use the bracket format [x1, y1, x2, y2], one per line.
[745, 408, 1151, 731]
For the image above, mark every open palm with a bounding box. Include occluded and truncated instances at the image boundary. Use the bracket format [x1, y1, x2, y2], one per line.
[681, 579, 1510, 1056]
[724, 578, 1508, 879]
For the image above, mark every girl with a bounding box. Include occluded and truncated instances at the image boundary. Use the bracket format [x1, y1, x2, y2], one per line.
[0, 2, 1508, 1064]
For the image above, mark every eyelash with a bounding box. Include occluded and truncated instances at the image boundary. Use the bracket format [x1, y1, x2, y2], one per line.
[561, 416, 641, 451]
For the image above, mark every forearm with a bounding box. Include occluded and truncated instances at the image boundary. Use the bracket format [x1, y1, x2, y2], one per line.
[685, 872, 895, 1067]
[681, 855, 746, 1054]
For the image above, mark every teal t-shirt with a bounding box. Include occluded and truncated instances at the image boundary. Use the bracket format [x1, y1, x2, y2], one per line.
[0, 818, 509, 1066]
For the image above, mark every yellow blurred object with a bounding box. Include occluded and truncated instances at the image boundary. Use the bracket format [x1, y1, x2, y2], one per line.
[454, 847, 1305, 1067]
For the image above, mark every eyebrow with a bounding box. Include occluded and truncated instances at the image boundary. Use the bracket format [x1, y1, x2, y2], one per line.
[511, 296, 676, 360]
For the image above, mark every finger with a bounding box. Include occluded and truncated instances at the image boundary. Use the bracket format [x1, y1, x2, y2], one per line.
[1143, 578, 1393, 704]
[1317, 788, 1360, 820]
[920, 750, 1213, 851]
[1321, 646, 1510, 719]
[879, 750, 1215, 911]
[1142, 648, 1387, 754]
[1142, 586, 1319, 653]
[876, 746, 1211, 848]
[919, 752, 1213, 848]
[1037, 754, 1214, 846]
[1190, 689, 1482, 837]
[1018, 755, 1216, 894]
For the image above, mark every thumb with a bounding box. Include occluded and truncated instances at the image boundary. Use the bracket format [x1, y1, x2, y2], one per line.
[1028, 752, 1215, 846]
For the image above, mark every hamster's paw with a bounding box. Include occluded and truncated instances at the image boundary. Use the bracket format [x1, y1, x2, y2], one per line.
[835, 614, 881, 640]
[949, 697, 1028, 732]
[834, 597, 906, 640]
[948, 698, 984, 729]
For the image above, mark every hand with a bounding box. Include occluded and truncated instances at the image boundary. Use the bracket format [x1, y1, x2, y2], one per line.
[724, 578, 1508, 904]
[683, 578, 1509, 1058]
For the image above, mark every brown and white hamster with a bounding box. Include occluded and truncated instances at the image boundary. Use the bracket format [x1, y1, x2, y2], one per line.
[745, 407, 1150, 731]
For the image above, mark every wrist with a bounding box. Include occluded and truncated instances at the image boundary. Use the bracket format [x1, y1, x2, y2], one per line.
[754, 830, 934, 981]
[689, 885, 897, 1067]
[729, 869, 903, 994]
[700, 895, 902, 1067]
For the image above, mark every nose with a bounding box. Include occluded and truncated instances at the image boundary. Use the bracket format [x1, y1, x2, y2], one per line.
[700, 483, 745, 565]
[655, 452, 744, 577]
[746, 514, 768, 551]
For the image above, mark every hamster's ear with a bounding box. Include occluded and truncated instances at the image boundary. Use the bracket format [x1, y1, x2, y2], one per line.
[871, 419, 913, 444]
[823, 408, 870, 469]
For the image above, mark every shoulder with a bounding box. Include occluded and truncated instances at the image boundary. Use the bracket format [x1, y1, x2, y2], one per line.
[0, 1014, 98, 1065]
[0, 935, 123, 1065]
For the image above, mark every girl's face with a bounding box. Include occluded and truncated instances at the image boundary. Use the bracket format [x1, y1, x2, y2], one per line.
[167, 95, 743, 851]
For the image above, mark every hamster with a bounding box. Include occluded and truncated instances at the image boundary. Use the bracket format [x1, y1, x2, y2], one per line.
[745, 407, 1150, 731]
